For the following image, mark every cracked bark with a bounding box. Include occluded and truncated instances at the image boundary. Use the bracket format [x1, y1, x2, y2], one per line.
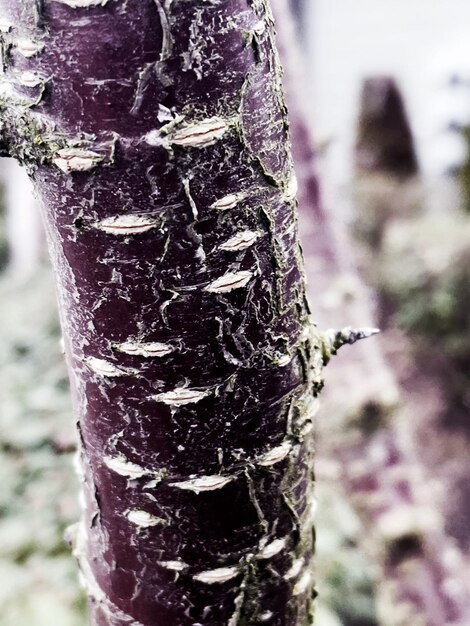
[0, 1, 326, 625]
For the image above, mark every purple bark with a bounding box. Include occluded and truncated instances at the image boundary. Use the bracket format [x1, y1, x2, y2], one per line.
[0, 1, 322, 625]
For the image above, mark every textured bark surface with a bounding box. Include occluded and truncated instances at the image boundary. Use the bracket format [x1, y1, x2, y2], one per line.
[0, 1, 322, 625]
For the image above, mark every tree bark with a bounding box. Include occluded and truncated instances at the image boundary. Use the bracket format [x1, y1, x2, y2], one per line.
[0, 1, 324, 625]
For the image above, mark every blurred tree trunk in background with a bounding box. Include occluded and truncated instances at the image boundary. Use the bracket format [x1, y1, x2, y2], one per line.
[290, 0, 306, 20]
[274, 2, 470, 625]
[289, 0, 307, 40]
[353, 76, 420, 250]
[353, 73, 470, 626]
[355, 77, 418, 179]
[0, 1, 330, 624]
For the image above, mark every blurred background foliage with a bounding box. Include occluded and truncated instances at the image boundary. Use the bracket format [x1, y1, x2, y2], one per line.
[0, 270, 86, 625]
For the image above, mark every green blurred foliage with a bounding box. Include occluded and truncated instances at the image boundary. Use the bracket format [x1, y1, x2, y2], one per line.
[0, 270, 86, 626]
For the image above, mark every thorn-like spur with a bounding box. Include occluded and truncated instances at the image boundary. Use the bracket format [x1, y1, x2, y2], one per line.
[322, 326, 380, 362]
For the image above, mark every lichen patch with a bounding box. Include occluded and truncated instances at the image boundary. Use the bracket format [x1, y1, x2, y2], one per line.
[169, 475, 233, 494]
[204, 271, 253, 293]
[94, 215, 158, 235]
[193, 566, 239, 584]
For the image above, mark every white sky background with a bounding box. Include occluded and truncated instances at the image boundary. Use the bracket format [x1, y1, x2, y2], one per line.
[307, 0, 470, 184]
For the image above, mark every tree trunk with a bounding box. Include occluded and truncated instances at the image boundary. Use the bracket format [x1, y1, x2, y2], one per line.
[0, 1, 325, 625]
[355, 76, 418, 179]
